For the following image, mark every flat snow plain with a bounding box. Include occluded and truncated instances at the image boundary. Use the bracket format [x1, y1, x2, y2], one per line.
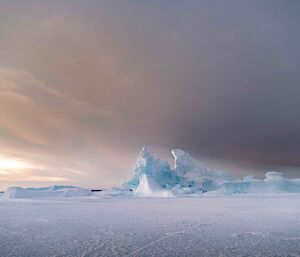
[1, 194, 300, 257]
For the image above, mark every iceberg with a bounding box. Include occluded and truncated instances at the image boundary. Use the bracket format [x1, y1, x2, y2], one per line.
[3, 185, 92, 199]
[122, 147, 300, 196]
[123, 147, 233, 196]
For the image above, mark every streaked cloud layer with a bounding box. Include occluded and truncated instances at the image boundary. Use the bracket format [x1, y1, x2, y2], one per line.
[0, 1, 299, 190]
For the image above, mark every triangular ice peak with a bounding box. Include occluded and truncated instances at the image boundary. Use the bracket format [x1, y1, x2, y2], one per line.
[122, 146, 176, 190]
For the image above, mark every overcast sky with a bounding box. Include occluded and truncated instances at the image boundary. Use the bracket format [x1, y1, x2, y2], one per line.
[0, 1, 299, 190]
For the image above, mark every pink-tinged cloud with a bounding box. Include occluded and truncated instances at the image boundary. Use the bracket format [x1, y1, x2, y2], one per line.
[0, 1, 299, 190]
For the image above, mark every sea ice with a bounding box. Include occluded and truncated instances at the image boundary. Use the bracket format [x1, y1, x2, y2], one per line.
[3, 185, 92, 199]
[1, 195, 300, 257]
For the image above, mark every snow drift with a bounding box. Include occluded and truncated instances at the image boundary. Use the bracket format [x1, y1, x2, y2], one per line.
[3, 185, 92, 199]
[122, 147, 300, 196]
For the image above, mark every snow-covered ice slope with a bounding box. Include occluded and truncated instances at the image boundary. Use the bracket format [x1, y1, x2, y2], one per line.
[3, 185, 92, 199]
[0, 195, 300, 257]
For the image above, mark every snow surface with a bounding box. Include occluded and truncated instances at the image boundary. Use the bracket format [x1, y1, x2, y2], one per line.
[0, 195, 300, 257]
[123, 147, 300, 196]
[3, 185, 92, 199]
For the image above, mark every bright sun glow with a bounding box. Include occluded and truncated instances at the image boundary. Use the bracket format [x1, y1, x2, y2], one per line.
[0, 155, 34, 170]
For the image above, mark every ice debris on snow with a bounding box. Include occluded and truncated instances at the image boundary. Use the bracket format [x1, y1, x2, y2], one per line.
[3, 185, 92, 199]
[135, 174, 173, 197]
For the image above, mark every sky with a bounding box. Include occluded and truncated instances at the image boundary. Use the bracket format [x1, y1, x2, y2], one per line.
[0, 1, 299, 190]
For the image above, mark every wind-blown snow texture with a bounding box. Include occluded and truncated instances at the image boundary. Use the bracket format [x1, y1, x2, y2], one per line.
[0, 195, 300, 257]
[123, 147, 300, 196]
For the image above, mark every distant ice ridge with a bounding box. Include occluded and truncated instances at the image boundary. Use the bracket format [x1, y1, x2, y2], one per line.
[219, 172, 300, 194]
[3, 185, 92, 199]
[123, 147, 300, 196]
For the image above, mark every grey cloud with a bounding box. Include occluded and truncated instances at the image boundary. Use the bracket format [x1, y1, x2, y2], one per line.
[0, 1, 299, 190]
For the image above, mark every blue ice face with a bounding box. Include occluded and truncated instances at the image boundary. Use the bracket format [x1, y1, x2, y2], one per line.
[123, 147, 179, 190]
[123, 147, 233, 193]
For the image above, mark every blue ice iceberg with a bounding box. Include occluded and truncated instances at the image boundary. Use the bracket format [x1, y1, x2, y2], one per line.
[123, 147, 300, 196]
[123, 147, 233, 195]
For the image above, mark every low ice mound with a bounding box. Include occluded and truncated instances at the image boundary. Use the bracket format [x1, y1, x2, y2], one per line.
[3, 185, 92, 199]
[219, 172, 300, 194]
